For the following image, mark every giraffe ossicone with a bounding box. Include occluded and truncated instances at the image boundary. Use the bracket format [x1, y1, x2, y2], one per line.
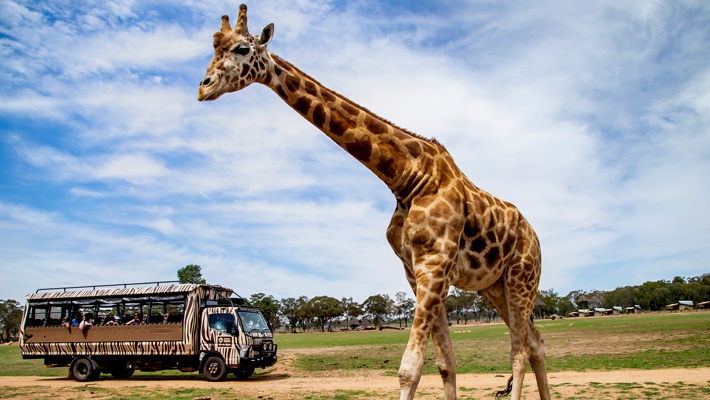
[198, 4, 551, 400]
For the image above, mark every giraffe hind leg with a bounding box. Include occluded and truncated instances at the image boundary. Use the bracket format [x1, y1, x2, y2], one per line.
[527, 321, 551, 399]
[480, 285, 515, 398]
[482, 279, 548, 400]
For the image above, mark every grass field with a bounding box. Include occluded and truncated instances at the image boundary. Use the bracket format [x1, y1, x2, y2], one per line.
[1, 312, 709, 399]
[277, 311, 710, 375]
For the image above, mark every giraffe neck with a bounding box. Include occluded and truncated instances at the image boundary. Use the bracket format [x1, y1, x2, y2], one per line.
[261, 53, 441, 202]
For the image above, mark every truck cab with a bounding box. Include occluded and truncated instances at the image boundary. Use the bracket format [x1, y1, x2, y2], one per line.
[199, 298, 277, 380]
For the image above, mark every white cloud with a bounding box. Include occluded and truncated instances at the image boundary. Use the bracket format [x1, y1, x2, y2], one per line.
[1, 0, 709, 304]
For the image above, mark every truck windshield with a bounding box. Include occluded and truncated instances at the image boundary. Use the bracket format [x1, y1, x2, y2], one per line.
[237, 311, 270, 333]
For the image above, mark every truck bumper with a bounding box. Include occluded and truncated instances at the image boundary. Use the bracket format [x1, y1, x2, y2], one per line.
[240, 352, 277, 369]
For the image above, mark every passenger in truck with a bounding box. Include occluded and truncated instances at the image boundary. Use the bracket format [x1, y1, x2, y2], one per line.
[79, 314, 93, 330]
[126, 313, 141, 325]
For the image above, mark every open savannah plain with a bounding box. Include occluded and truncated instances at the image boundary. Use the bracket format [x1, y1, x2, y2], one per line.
[1, 312, 709, 399]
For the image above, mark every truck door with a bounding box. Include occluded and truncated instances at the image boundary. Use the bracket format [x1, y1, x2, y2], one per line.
[199, 307, 240, 367]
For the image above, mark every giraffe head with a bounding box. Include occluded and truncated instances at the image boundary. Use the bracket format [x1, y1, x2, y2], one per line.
[197, 4, 274, 101]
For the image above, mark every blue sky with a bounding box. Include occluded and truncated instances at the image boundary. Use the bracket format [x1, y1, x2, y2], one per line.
[1, 0, 709, 304]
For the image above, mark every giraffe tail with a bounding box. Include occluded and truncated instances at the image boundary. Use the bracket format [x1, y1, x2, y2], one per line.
[494, 375, 513, 399]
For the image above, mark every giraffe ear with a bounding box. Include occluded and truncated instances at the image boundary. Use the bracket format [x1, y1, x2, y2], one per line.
[257, 23, 274, 49]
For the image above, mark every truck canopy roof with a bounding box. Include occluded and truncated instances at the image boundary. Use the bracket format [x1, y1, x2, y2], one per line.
[26, 284, 234, 302]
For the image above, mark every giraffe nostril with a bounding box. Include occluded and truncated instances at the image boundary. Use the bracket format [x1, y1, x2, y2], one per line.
[201, 77, 211, 86]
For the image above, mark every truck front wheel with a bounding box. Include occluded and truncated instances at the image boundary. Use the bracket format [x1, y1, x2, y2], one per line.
[72, 357, 99, 382]
[203, 356, 228, 381]
[233, 366, 254, 380]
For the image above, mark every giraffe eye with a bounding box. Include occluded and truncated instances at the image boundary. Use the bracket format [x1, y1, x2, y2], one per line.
[233, 46, 250, 56]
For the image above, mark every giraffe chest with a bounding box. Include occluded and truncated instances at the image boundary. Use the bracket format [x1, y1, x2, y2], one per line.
[385, 193, 521, 291]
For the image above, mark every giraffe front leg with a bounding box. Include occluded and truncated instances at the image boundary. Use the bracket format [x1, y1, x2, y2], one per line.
[398, 270, 449, 400]
[432, 307, 456, 399]
[506, 310, 530, 400]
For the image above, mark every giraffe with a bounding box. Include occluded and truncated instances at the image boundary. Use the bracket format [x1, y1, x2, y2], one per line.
[197, 4, 551, 400]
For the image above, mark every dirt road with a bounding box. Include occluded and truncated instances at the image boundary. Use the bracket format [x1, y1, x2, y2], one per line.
[2, 368, 708, 394]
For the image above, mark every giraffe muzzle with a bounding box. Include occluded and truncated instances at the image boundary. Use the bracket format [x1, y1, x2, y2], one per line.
[197, 78, 220, 101]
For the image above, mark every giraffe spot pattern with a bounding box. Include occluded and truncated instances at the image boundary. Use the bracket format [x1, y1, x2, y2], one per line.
[313, 104, 326, 129]
[293, 97, 311, 116]
[345, 136, 373, 163]
[328, 109, 356, 137]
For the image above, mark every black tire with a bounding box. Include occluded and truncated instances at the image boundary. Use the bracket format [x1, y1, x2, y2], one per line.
[233, 366, 255, 380]
[203, 356, 228, 381]
[110, 361, 135, 379]
[72, 357, 97, 382]
[90, 367, 101, 381]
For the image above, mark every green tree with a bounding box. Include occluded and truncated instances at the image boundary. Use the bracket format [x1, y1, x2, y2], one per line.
[394, 292, 415, 328]
[447, 288, 477, 324]
[308, 296, 344, 332]
[602, 286, 636, 309]
[249, 293, 280, 329]
[537, 288, 560, 317]
[474, 295, 497, 323]
[340, 297, 364, 329]
[296, 296, 313, 331]
[556, 296, 576, 316]
[0, 299, 23, 342]
[445, 291, 459, 323]
[363, 294, 390, 328]
[281, 297, 307, 332]
[177, 264, 206, 284]
[458, 290, 478, 324]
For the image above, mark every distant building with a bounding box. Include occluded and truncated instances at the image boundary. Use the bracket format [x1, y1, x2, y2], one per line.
[666, 301, 693, 311]
[578, 309, 594, 317]
[594, 308, 610, 316]
[624, 305, 641, 314]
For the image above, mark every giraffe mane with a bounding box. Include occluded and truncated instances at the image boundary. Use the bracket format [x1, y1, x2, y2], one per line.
[269, 53, 445, 150]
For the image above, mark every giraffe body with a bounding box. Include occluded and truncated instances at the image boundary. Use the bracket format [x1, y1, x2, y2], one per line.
[198, 5, 551, 399]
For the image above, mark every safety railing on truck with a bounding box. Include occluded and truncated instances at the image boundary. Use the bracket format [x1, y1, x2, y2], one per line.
[35, 281, 183, 293]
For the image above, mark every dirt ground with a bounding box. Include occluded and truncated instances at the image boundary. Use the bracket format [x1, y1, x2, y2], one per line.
[2, 349, 709, 399]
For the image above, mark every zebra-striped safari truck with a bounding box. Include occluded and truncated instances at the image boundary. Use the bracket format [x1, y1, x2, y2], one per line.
[20, 282, 277, 381]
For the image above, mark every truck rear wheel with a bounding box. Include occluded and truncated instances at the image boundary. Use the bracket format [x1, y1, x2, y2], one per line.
[72, 357, 99, 382]
[203, 356, 228, 381]
[110, 361, 135, 379]
[233, 366, 254, 380]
